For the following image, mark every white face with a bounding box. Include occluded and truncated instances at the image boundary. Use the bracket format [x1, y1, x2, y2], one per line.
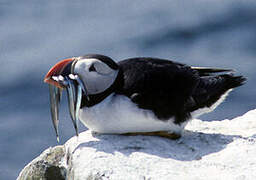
[73, 58, 119, 95]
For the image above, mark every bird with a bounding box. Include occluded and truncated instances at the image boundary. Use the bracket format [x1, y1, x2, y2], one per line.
[44, 54, 246, 141]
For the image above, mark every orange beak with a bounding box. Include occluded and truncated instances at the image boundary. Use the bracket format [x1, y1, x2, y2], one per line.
[44, 58, 74, 88]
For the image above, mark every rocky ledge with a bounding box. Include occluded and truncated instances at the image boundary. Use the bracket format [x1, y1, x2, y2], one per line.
[17, 109, 256, 180]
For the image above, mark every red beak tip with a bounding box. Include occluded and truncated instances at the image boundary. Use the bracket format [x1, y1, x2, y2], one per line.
[44, 58, 74, 86]
[44, 77, 50, 83]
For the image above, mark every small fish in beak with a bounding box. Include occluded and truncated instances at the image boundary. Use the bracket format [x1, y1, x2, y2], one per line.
[75, 81, 82, 135]
[44, 58, 88, 142]
[47, 75, 86, 141]
[66, 77, 79, 136]
[49, 84, 62, 142]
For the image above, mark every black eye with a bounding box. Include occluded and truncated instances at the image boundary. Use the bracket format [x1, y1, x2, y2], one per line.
[89, 64, 96, 72]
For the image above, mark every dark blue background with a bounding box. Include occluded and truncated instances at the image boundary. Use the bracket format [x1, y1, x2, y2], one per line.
[0, 1, 255, 179]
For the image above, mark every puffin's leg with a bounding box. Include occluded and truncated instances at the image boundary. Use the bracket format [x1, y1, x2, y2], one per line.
[122, 131, 181, 140]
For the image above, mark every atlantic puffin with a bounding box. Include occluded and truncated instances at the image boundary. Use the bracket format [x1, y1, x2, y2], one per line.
[44, 54, 246, 141]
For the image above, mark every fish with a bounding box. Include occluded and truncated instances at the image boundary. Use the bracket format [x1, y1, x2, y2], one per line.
[66, 77, 79, 136]
[75, 83, 82, 136]
[76, 75, 90, 101]
[49, 84, 62, 142]
[47, 74, 88, 141]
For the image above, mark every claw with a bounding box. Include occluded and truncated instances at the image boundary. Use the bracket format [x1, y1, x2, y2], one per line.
[49, 84, 61, 142]
[66, 78, 79, 136]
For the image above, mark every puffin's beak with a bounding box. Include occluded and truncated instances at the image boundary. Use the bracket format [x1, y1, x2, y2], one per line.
[44, 58, 83, 142]
[44, 58, 74, 88]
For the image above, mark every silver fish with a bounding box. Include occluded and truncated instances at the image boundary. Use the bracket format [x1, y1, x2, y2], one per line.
[76, 75, 90, 101]
[75, 83, 82, 135]
[49, 74, 84, 139]
[49, 84, 61, 142]
[66, 78, 79, 136]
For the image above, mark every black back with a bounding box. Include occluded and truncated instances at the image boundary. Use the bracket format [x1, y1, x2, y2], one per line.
[116, 57, 245, 124]
[115, 57, 199, 124]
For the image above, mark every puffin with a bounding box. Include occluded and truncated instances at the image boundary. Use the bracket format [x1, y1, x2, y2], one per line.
[44, 54, 246, 141]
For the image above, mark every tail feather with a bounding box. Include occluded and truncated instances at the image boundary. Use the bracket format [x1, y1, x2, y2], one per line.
[192, 67, 234, 76]
[221, 74, 246, 89]
[189, 74, 246, 112]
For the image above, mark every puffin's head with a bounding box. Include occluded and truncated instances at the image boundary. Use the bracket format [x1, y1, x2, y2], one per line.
[44, 54, 119, 95]
[44, 54, 119, 141]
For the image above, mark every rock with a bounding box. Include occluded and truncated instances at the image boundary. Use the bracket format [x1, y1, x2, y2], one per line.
[18, 110, 256, 180]
[17, 146, 66, 180]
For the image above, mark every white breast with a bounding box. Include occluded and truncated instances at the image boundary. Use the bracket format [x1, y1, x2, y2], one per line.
[78, 94, 186, 134]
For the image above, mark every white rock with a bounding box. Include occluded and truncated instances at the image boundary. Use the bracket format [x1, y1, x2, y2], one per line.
[61, 109, 256, 180]
[18, 109, 256, 180]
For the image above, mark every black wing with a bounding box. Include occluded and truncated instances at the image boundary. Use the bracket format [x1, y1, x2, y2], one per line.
[116, 57, 200, 123]
[116, 58, 246, 124]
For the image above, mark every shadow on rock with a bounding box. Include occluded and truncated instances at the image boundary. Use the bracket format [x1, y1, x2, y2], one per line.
[72, 130, 241, 161]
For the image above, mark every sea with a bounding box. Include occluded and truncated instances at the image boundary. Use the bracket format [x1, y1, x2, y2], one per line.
[0, 1, 255, 179]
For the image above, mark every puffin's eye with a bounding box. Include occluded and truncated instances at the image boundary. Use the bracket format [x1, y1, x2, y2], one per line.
[89, 64, 96, 72]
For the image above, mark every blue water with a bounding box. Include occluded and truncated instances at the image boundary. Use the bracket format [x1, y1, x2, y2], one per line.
[0, 1, 256, 179]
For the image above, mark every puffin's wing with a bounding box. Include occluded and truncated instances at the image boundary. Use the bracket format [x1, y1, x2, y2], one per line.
[117, 58, 200, 122]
